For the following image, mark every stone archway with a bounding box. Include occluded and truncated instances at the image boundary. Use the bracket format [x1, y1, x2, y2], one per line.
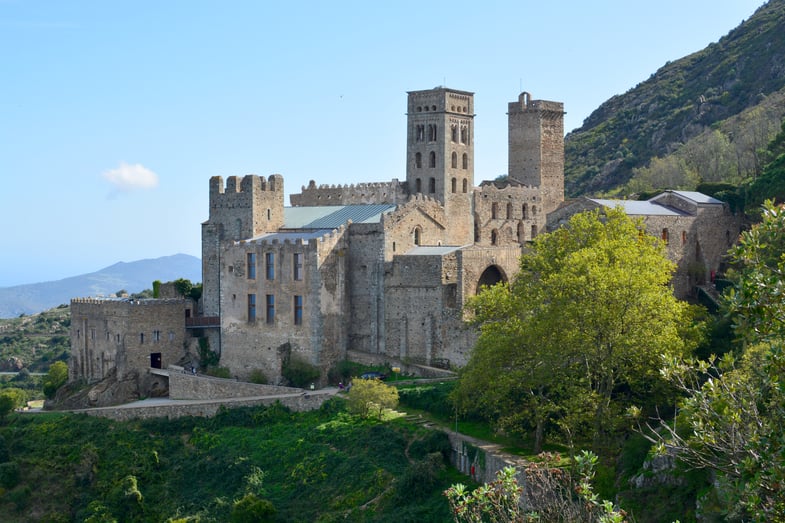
[476, 265, 506, 293]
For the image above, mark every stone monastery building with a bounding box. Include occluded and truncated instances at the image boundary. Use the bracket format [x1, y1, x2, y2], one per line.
[70, 87, 740, 396]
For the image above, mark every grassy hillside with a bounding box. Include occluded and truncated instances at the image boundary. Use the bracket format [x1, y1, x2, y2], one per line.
[565, 0, 785, 196]
[0, 402, 459, 522]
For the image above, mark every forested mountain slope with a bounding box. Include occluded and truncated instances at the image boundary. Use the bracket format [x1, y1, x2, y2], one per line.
[565, 0, 785, 196]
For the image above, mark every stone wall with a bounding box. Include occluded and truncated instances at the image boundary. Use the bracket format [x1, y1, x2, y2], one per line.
[290, 179, 407, 206]
[70, 298, 189, 385]
[218, 227, 349, 383]
[474, 182, 546, 245]
[167, 370, 302, 399]
[75, 391, 332, 421]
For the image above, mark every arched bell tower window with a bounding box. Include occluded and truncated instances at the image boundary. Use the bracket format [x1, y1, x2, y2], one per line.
[462, 153, 468, 169]
[451, 152, 457, 169]
[506, 202, 513, 219]
[462, 179, 468, 193]
[415, 178, 422, 193]
[429, 177, 436, 193]
[491, 229, 498, 246]
[429, 151, 436, 168]
[451, 177, 457, 193]
[491, 202, 498, 219]
[415, 152, 422, 168]
[414, 227, 422, 246]
[522, 204, 528, 219]
[451, 125, 458, 142]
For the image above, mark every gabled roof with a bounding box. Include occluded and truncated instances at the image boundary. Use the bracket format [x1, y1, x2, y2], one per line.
[654, 190, 724, 205]
[283, 204, 396, 229]
[588, 199, 688, 216]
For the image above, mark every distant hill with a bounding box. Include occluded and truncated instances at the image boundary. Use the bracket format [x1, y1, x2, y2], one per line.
[0, 254, 201, 318]
[565, 0, 785, 196]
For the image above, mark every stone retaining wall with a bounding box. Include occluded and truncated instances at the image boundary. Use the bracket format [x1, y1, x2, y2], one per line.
[75, 392, 332, 422]
[167, 370, 302, 400]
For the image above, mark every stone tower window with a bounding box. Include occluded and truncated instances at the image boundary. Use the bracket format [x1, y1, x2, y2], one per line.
[428, 124, 437, 141]
[265, 252, 274, 280]
[414, 227, 422, 246]
[451, 177, 457, 193]
[662, 228, 669, 244]
[491, 202, 498, 219]
[506, 202, 513, 219]
[294, 295, 303, 326]
[415, 152, 422, 168]
[451, 125, 458, 142]
[491, 229, 498, 246]
[451, 152, 457, 169]
[522, 204, 528, 219]
[429, 177, 436, 193]
[293, 253, 303, 280]
[532, 205, 537, 216]
[460, 126, 468, 144]
[247, 252, 256, 280]
[235, 218, 242, 240]
[682, 231, 687, 245]
[462, 153, 468, 169]
[429, 151, 436, 168]
[416, 124, 425, 142]
[517, 222, 525, 242]
[415, 178, 422, 193]
[248, 294, 256, 322]
[531, 224, 537, 238]
[462, 179, 468, 193]
[266, 294, 275, 324]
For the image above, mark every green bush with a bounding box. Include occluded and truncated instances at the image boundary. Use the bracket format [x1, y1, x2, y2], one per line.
[206, 366, 231, 379]
[230, 493, 275, 523]
[248, 369, 268, 385]
[42, 361, 68, 399]
[281, 355, 320, 388]
[0, 461, 20, 489]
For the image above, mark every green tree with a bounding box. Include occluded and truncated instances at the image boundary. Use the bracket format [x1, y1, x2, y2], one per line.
[42, 361, 68, 399]
[0, 388, 26, 410]
[637, 201, 785, 520]
[346, 378, 399, 418]
[230, 493, 275, 523]
[459, 208, 700, 448]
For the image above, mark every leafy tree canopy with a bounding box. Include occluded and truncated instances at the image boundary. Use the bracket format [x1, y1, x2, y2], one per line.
[457, 207, 702, 450]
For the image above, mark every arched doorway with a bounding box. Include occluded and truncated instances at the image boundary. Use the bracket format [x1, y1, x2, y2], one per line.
[476, 265, 506, 293]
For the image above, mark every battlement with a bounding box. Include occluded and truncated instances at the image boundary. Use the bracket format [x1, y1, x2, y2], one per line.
[290, 179, 406, 206]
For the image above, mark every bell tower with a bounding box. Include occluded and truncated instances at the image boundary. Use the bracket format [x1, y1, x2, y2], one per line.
[406, 87, 475, 244]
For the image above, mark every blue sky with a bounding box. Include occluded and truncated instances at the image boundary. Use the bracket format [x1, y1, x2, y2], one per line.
[0, 0, 766, 287]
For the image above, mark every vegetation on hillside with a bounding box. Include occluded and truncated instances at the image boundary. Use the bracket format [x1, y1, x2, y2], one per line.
[0, 305, 70, 374]
[0, 401, 458, 522]
[565, 0, 785, 196]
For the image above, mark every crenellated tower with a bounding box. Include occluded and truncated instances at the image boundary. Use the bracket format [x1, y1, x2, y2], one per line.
[201, 174, 284, 316]
[508, 92, 565, 214]
[406, 87, 475, 245]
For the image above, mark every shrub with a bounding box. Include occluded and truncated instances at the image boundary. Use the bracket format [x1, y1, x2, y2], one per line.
[248, 369, 268, 385]
[0, 461, 20, 489]
[282, 355, 320, 388]
[347, 378, 399, 418]
[230, 493, 275, 523]
[206, 366, 232, 379]
[42, 361, 68, 399]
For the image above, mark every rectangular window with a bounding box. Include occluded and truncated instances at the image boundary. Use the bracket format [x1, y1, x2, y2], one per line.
[248, 294, 256, 322]
[662, 228, 670, 245]
[266, 294, 275, 324]
[247, 252, 256, 279]
[153, 330, 160, 342]
[266, 252, 275, 280]
[294, 295, 303, 326]
[293, 253, 303, 281]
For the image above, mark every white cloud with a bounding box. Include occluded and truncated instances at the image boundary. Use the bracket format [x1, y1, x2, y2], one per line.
[102, 162, 159, 191]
